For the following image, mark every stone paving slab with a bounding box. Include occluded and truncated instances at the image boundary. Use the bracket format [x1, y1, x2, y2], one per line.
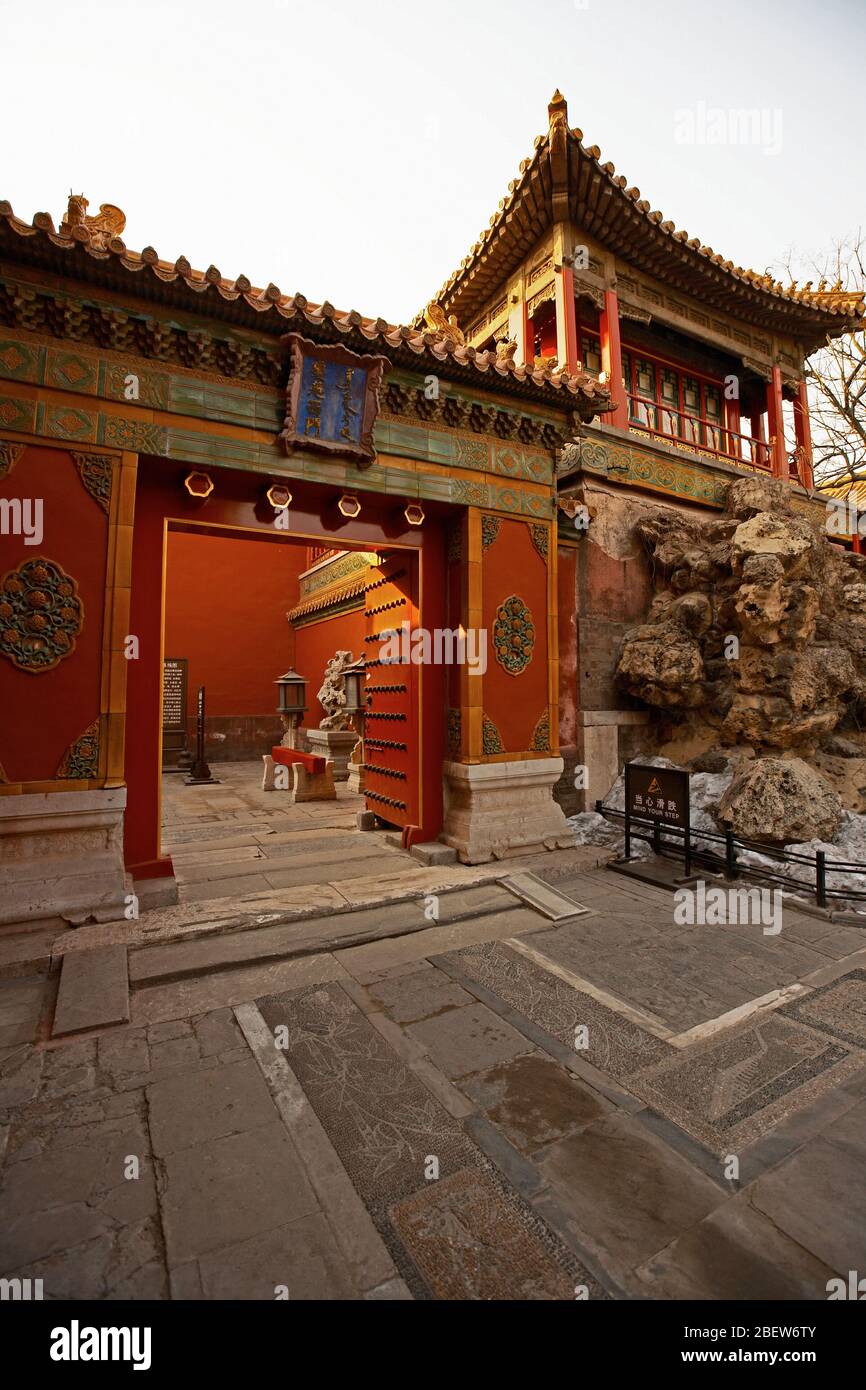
[52, 945, 129, 1037]
[0, 976, 48, 1047]
[367, 967, 474, 1024]
[147, 1057, 279, 1156]
[158, 1122, 320, 1266]
[534, 1111, 724, 1276]
[749, 1136, 866, 1277]
[174, 1213, 358, 1300]
[460, 1052, 615, 1156]
[633, 1196, 836, 1300]
[407, 1002, 534, 1080]
[0, 1111, 157, 1278]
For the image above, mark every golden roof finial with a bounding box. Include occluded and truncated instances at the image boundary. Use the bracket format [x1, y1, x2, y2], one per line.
[548, 89, 568, 128]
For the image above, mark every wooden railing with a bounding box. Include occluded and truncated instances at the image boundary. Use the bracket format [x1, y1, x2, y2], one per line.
[627, 393, 774, 473]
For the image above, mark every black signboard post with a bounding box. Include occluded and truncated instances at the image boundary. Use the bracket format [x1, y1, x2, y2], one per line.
[184, 685, 219, 785]
[624, 763, 691, 877]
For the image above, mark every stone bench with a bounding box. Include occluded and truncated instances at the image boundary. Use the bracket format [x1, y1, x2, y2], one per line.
[262, 747, 336, 801]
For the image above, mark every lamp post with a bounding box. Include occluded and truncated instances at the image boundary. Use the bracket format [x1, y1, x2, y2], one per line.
[275, 668, 308, 750]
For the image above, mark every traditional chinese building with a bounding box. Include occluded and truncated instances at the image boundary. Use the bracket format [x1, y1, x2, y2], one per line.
[0, 93, 862, 925]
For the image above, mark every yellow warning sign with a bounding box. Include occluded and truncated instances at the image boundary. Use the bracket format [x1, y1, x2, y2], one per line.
[647, 777, 662, 795]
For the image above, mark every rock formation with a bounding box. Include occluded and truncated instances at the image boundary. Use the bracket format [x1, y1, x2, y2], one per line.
[316, 650, 356, 730]
[717, 757, 843, 843]
[617, 477, 866, 747]
[615, 476, 866, 839]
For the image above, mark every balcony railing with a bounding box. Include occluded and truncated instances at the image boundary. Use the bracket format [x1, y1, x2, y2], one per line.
[627, 393, 777, 473]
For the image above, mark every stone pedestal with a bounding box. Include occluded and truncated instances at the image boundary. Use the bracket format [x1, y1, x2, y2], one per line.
[441, 757, 573, 864]
[346, 736, 365, 793]
[0, 788, 131, 926]
[303, 728, 358, 783]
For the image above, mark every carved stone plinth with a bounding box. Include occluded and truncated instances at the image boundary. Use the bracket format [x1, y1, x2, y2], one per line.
[441, 757, 573, 864]
[303, 728, 358, 783]
[0, 788, 132, 926]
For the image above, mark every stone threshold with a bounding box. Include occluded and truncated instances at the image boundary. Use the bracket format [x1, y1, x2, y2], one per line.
[127, 887, 533, 991]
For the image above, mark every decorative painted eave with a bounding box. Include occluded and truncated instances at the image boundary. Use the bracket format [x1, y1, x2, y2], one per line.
[0, 199, 611, 417]
[420, 92, 866, 345]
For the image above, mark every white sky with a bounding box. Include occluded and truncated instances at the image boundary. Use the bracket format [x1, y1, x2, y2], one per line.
[2, 0, 863, 326]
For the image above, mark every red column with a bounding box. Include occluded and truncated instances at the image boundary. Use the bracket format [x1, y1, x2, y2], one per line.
[599, 288, 628, 428]
[767, 367, 787, 479]
[723, 396, 740, 459]
[794, 381, 814, 489]
[555, 265, 580, 374]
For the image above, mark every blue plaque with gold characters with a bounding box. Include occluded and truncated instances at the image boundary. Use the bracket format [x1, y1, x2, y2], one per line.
[280, 334, 389, 469]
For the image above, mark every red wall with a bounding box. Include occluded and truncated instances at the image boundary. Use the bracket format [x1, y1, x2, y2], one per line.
[0, 444, 107, 783]
[293, 601, 368, 725]
[164, 531, 305, 718]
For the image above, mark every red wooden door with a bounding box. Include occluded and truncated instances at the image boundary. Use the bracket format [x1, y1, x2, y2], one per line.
[363, 553, 418, 832]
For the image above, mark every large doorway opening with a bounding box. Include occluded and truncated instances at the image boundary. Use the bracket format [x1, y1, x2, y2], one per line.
[161, 528, 378, 904]
[124, 456, 447, 889]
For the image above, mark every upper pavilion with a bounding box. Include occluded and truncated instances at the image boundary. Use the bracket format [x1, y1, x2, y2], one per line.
[418, 91, 865, 490]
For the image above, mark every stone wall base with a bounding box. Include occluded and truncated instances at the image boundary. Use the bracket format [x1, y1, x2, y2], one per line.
[441, 757, 573, 864]
[0, 788, 131, 927]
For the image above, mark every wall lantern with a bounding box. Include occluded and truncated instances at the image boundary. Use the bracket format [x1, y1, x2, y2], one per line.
[184, 470, 214, 499]
[337, 492, 361, 519]
[266, 482, 292, 510]
[403, 502, 425, 527]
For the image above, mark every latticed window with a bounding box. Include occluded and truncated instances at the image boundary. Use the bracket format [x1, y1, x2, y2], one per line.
[581, 332, 602, 375]
[623, 346, 731, 456]
[630, 357, 658, 430]
[704, 384, 722, 450]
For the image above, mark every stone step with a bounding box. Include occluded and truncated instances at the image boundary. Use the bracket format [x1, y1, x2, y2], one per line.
[499, 870, 590, 921]
[128, 882, 520, 988]
[52, 944, 129, 1037]
[409, 842, 459, 867]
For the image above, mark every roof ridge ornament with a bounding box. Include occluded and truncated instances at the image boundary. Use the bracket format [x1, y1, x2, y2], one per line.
[423, 301, 465, 345]
[60, 193, 126, 251]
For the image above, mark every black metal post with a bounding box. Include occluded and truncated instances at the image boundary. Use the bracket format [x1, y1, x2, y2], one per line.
[186, 685, 215, 784]
[816, 850, 827, 909]
[725, 831, 736, 881]
[624, 800, 631, 861]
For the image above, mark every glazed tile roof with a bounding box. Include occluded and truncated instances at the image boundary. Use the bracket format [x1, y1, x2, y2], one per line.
[0, 198, 610, 414]
[286, 575, 368, 622]
[423, 91, 865, 346]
